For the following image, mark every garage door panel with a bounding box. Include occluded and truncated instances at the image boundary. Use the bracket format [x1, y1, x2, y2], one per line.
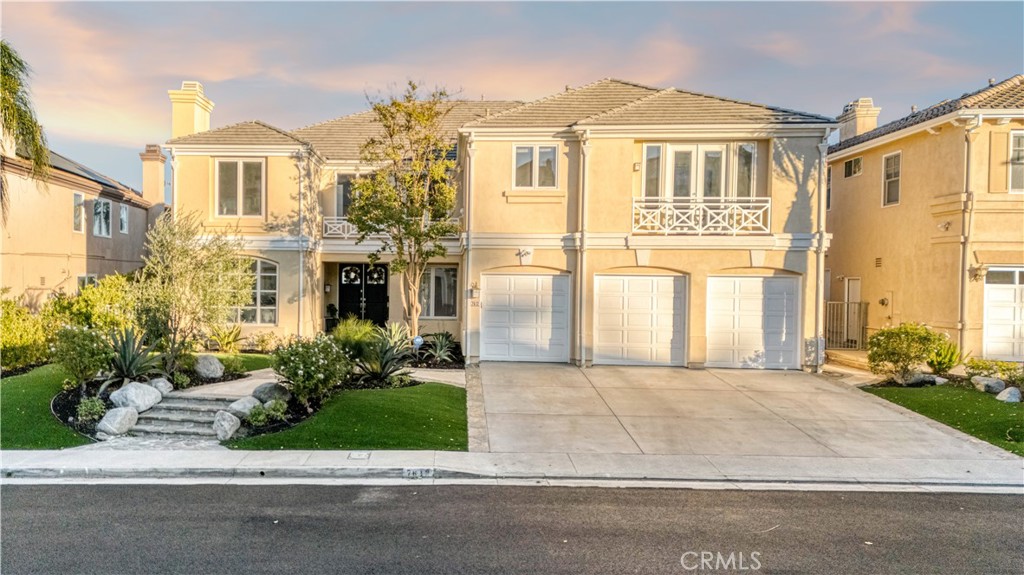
[594, 275, 686, 366]
[480, 274, 570, 362]
[984, 275, 1024, 362]
[707, 277, 800, 370]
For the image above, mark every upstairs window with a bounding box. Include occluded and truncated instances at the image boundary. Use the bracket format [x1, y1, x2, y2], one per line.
[73, 193, 85, 232]
[1011, 131, 1024, 193]
[336, 174, 353, 217]
[882, 152, 901, 206]
[93, 198, 111, 237]
[217, 160, 264, 216]
[826, 167, 832, 211]
[419, 266, 458, 318]
[119, 204, 129, 234]
[844, 157, 862, 178]
[642, 142, 753, 200]
[735, 143, 756, 198]
[514, 145, 557, 188]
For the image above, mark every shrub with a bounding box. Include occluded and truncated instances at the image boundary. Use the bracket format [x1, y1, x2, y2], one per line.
[272, 334, 351, 407]
[219, 355, 246, 375]
[332, 316, 378, 362]
[1005, 365, 1024, 388]
[72, 274, 138, 333]
[926, 338, 963, 375]
[76, 397, 107, 423]
[965, 358, 1021, 380]
[245, 399, 287, 427]
[103, 326, 164, 395]
[352, 331, 414, 389]
[51, 326, 110, 398]
[0, 294, 47, 372]
[178, 353, 198, 373]
[422, 331, 457, 364]
[867, 323, 943, 384]
[248, 331, 280, 354]
[209, 324, 243, 354]
[172, 372, 191, 389]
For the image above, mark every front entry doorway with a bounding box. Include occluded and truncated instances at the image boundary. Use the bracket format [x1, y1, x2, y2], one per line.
[338, 263, 389, 326]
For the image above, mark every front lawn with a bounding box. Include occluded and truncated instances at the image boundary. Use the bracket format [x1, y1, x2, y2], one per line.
[865, 384, 1024, 456]
[0, 365, 92, 450]
[213, 353, 272, 372]
[227, 383, 467, 451]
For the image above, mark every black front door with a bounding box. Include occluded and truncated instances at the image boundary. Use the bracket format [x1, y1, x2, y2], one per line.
[338, 263, 389, 326]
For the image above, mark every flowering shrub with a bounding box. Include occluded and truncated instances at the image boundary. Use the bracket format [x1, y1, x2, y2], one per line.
[0, 295, 47, 372]
[51, 326, 111, 397]
[247, 331, 280, 354]
[272, 334, 351, 407]
[964, 358, 1021, 380]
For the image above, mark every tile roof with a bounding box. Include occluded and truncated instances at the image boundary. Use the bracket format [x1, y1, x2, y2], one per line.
[293, 100, 521, 161]
[166, 120, 309, 146]
[830, 74, 1024, 154]
[465, 78, 832, 129]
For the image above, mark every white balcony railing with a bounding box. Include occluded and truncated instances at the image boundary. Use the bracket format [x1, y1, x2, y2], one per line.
[633, 197, 771, 235]
[323, 216, 460, 239]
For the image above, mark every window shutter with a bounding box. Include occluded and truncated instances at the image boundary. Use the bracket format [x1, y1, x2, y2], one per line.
[989, 132, 1009, 193]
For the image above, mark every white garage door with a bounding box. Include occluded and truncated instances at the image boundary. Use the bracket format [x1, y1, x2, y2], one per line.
[480, 274, 570, 362]
[707, 277, 800, 369]
[984, 268, 1024, 361]
[594, 275, 687, 366]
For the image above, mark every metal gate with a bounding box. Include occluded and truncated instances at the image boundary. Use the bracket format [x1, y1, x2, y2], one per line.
[825, 301, 868, 350]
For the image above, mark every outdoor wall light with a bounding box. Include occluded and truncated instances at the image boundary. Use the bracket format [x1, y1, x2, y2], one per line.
[324, 283, 332, 293]
[633, 162, 642, 172]
[878, 298, 889, 306]
[937, 220, 952, 231]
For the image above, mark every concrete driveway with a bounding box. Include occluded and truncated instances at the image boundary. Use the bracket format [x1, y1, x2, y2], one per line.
[475, 363, 1014, 461]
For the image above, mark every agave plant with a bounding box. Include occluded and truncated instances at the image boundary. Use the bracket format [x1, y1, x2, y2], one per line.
[101, 326, 164, 395]
[352, 327, 414, 388]
[422, 331, 457, 364]
[209, 324, 243, 354]
[378, 322, 412, 351]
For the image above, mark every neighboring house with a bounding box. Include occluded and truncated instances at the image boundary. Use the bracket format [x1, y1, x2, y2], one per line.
[0, 142, 165, 308]
[163, 79, 835, 369]
[826, 75, 1024, 361]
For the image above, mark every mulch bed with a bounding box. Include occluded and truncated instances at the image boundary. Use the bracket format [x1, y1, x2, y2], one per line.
[409, 346, 466, 370]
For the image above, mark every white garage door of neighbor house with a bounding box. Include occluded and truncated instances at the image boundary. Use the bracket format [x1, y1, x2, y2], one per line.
[594, 275, 687, 366]
[480, 274, 570, 362]
[707, 277, 800, 369]
[984, 269, 1024, 361]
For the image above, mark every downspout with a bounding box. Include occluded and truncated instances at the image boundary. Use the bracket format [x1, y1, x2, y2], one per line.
[958, 115, 982, 352]
[169, 150, 178, 220]
[297, 148, 306, 338]
[814, 132, 832, 373]
[576, 130, 592, 367]
[464, 135, 477, 362]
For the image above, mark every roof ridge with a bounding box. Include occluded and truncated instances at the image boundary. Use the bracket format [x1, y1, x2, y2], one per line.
[248, 119, 310, 145]
[292, 109, 376, 133]
[960, 74, 1024, 108]
[577, 87, 674, 124]
[603, 78, 664, 92]
[670, 87, 834, 122]
[462, 78, 624, 127]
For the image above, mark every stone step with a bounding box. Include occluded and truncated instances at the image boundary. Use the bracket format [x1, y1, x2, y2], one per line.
[131, 422, 218, 437]
[156, 398, 235, 412]
[163, 391, 239, 403]
[825, 351, 871, 371]
[137, 410, 218, 425]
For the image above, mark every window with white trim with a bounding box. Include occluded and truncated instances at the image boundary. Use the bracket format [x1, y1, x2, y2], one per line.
[882, 152, 901, 206]
[844, 157, 862, 178]
[1010, 131, 1024, 193]
[418, 266, 457, 318]
[216, 160, 264, 216]
[642, 142, 756, 199]
[119, 204, 129, 234]
[826, 166, 832, 211]
[336, 174, 353, 217]
[232, 259, 278, 325]
[73, 193, 85, 233]
[513, 145, 557, 188]
[735, 143, 756, 198]
[93, 198, 111, 237]
[77, 275, 97, 292]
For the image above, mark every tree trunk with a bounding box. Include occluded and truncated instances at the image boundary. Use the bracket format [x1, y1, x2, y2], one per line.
[403, 268, 422, 337]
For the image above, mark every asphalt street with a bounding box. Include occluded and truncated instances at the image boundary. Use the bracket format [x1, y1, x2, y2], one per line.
[1, 485, 1021, 574]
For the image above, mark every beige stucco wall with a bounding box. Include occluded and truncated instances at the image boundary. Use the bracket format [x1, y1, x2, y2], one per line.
[0, 163, 150, 309]
[827, 118, 1024, 354]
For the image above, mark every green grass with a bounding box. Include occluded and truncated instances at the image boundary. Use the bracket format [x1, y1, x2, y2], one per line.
[227, 383, 467, 451]
[213, 353, 272, 372]
[866, 384, 1024, 456]
[1, 364, 92, 450]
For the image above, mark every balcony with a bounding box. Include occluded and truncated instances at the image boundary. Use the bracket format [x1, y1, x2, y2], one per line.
[632, 197, 771, 235]
[323, 216, 461, 239]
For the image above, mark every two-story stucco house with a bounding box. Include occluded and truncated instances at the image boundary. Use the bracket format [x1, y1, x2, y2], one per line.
[0, 141, 165, 308]
[163, 79, 835, 370]
[826, 75, 1024, 361]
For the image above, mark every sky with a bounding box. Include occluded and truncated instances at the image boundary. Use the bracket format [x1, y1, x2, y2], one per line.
[2, 1, 1022, 191]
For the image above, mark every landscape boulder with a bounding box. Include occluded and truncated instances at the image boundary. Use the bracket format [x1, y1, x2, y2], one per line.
[995, 387, 1021, 403]
[96, 407, 138, 436]
[252, 382, 291, 403]
[195, 355, 225, 379]
[213, 410, 241, 440]
[971, 376, 1006, 394]
[228, 396, 263, 419]
[907, 373, 937, 386]
[933, 376, 950, 386]
[147, 377, 174, 396]
[110, 382, 163, 413]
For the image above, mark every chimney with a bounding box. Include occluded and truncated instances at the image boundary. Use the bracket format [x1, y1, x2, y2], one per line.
[837, 97, 881, 143]
[167, 81, 215, 139]
[139, 145, 166, 210]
